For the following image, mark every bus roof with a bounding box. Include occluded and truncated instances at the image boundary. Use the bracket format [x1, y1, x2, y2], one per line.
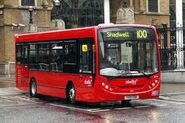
[15, 24, 155, 43]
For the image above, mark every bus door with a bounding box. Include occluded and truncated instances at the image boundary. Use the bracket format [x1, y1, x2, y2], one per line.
[78, 39, 94, 88]
[16, 44, 29, 89]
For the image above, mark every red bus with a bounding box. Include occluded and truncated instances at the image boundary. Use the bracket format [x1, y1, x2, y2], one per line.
[15, 24, 160, 104]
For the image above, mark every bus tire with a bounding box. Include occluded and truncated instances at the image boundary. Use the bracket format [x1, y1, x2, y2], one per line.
[66, 83, 76, 104]
[30, 79, 38, 98]
[121, 100, 131, 107]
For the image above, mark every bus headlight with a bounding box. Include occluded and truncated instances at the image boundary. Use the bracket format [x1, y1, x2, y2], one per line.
[152, 83, 156, 87]
[101, 82, 113, 91]
[148, 79, 159, 89]
[102, 82, 105, 86]
[105, 85, 109, 89]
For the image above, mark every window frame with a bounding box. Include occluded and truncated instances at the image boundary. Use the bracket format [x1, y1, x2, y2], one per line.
[19, 0, 37, 7]
[147, 0, 160, 13]
[50, 41, 64, 72]
[16, 38, 95, 74]
[16, 43, 29, 65]
[63, 40, 79, 73]
[78, 38, 94, 74]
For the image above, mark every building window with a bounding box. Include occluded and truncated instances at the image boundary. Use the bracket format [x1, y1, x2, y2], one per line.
[51, 0, 104, 29]
[148, 0, 158, 12]
[21, 0, 35, 6]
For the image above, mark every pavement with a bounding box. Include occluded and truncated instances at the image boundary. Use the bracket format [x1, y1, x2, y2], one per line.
[0, 75, 15, 88]
[1, 75, 185, 102]
[160, 83, 185, 103]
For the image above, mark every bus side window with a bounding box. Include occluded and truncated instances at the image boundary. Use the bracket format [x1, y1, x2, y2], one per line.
[38, 43, 50, 71]
[79, 40, 93, 74]
[29, 44, 39, 70]
[63, 41, 78, 73]
[16, 45, 22, 65]
[16, 44, 28, 65]
[51, 42, 64, 72]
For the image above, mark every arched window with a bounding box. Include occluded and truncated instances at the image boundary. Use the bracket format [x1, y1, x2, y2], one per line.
[51, 0, 104, 29]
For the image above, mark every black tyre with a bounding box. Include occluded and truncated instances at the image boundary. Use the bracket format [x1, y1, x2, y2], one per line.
[121, 100, 131, 107]
[30, 79, 37, 97]
[66, 84, 76, 104]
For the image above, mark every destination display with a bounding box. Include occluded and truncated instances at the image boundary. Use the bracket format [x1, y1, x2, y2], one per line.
[101, 28, 155, 41]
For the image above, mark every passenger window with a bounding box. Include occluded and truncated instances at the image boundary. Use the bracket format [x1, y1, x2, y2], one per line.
[63, 41, 78, 73]
[38, 43, 50, 71]
[64, 42, 77, 64]
[16, 45, 22, 65]
[51, 42, 64, 72]
[29, 44, 38, 70]
[16, 44, 28, 65]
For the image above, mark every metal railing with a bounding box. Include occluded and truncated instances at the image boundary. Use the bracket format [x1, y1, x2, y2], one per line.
[0, 62, 15, 78]
[157, 27, 185, 71]
[160, 48, 177, 70]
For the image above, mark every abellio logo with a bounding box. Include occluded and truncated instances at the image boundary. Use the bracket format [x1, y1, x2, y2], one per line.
[125, 79, 138, 85]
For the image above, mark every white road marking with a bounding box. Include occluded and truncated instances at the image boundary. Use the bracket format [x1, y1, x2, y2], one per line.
[49, 103, 155, 113]
[157, 99, 185, 105]
[134, 105, 151, 109]
[49, 103, 99, 112]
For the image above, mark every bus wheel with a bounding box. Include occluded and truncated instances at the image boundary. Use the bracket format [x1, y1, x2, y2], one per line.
[121, 100, 131, 107]
[67, 84, 76, 104]
[30, 79, 37, 98]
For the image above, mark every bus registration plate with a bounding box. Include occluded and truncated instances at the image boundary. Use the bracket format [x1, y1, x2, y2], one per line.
[125, 95, 139, 100]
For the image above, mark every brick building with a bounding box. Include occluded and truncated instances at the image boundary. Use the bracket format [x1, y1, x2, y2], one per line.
[110, 0, 170, 25]
[0, 0, 52, 74]
[0, 0, 170, 75]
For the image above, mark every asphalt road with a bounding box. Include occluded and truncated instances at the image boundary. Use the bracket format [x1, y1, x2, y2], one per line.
[1, 77, 185, 123]
[0, 86, 185, 123]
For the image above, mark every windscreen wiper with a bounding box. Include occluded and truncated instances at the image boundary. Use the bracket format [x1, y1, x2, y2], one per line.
[107, 72, 133, 80]
[134, 70, 151, 79]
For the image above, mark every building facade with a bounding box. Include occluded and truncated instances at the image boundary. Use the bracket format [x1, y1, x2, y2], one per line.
[51, 0, 170, 29]
[0, 0, 170, 75]
[52, 0, 170, 47]
[0, 0, 52, 74]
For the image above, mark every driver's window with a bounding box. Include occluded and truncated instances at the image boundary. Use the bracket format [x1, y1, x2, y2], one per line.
[105, 43, 120, 65]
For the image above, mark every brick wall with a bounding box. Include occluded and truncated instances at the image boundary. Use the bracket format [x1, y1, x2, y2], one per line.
[0, 27, 5, 63]
[0, 0, 52, 63]
[110, 0, 170, 26]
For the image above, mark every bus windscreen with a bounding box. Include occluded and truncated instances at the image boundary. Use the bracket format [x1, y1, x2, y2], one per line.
[98, 27, 158, 77]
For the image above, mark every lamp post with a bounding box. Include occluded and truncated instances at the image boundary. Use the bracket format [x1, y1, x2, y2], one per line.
[51, 0, 65, 29]
[28, 6, 34, 24]
[52, 0, 61, 19]
[53, 0, 61, 6]
[28, 6, 37, 32]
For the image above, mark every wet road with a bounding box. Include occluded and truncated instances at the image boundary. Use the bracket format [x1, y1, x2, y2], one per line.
[0, 87, 185, 123]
